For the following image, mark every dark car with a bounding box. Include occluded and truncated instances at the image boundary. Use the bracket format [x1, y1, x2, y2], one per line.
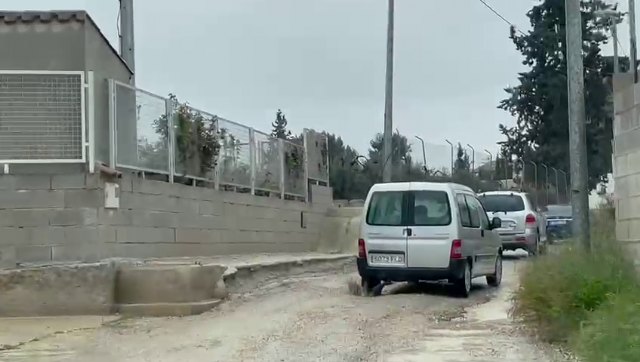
[545, 204, 573, 241]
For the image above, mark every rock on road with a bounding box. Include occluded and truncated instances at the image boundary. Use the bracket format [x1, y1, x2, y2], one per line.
[0, 253, 568, 362]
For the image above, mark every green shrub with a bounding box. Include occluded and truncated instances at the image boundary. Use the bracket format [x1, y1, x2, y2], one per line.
[511, 208, 638, 343]
[574, 292, 640, 362]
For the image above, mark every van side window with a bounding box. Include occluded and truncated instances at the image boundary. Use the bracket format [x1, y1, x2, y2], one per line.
[366, 191, 404, 226]
[464, 195, 481, 228]
[469, 196, 490, 229]
[456, 194, 472, 228]
[412, 191, 451, 226]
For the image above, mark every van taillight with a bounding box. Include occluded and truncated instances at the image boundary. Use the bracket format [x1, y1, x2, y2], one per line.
[358, 239, 366, 258]
[450, 239, 463, 259]
[525, 214, 536, 227]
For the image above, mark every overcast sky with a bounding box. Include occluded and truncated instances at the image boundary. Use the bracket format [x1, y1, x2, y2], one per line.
[5, 0, 628, 168]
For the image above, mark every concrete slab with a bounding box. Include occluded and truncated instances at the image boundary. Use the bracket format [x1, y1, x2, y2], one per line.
[116, 299, 223, 317]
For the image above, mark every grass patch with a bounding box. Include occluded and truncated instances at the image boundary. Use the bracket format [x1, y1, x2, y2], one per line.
[512, 206, 640, 361]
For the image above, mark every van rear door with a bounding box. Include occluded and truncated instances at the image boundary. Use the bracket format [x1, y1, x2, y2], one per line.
[363, 191, 408, 268]
[406, 189, 453, 269]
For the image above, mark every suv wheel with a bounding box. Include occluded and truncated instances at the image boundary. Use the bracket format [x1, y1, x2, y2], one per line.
[486, 254, 502, 287]
[453, 262, 472, 298]
[528, 235, 540, 256]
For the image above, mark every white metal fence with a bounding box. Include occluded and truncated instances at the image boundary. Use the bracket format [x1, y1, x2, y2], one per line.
[0, 71, 88, 164]
[108, 80, 314, 199]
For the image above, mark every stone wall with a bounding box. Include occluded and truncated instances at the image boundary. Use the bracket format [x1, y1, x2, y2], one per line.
[613, 74, 640, 255]
[0, 172, 334, 267]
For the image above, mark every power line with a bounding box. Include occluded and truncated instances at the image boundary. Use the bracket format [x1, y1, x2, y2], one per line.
[477, 0, 526, 36]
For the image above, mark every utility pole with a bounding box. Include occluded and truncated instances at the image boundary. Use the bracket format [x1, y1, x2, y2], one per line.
[613, 21, 620, 73]
[630, 0, 638, 81]
[484, 149, 493, 180]
[382, 0, 395, 183]
[119, 0, 135, 84]
[541, 163, 549, 206]
[565, 0, 591, 249]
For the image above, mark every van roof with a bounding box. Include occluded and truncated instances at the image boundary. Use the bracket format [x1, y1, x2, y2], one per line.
[478, 190, 527, 196]
[369, 182, 474, 193]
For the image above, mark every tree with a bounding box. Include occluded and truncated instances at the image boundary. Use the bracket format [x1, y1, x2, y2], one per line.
[327, 134, 372, 200]
[271, 109, 292, 140]
[498, 0, 616, 189]
[453, 143, 470, 175]
[366, 131, 424, 182]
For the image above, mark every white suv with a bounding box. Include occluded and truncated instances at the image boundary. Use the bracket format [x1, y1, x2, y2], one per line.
[477, 191, 547, 255]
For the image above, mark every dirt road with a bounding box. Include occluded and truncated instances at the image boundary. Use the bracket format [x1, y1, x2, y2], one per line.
[0, 253, 566, 362]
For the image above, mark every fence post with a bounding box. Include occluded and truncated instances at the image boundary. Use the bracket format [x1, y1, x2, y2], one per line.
[108, 79, 116, 168]
[86, 71, 95, 173]
[324, 133, 330, 187]
[166, 97, 175, 184]
[303, 129, 309, 203]
[279, 138, 285, 199]
[249, 128, 256, 195]
[214, 118, 221, 191]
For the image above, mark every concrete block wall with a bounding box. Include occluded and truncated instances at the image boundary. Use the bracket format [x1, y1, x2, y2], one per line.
[613, 74, 640, 258]
[0, 172, 334, 266]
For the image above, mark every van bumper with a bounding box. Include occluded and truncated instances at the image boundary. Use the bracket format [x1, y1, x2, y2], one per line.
[499, 231, 537, 251]
[356, 257, 467, 282]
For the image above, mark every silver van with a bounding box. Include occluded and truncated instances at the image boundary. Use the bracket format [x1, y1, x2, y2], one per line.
[357, 182, 503, 297]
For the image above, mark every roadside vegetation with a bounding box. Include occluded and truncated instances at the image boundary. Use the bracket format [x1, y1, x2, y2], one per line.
[512, 204, 640, 361]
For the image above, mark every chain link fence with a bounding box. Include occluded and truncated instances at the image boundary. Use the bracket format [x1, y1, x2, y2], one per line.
[0, 72, 85, 162]
[109, 80, 312, 199]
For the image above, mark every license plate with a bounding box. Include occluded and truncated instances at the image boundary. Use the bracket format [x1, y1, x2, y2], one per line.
[549, 220, 567, 225]
[370, 254, 405, 265]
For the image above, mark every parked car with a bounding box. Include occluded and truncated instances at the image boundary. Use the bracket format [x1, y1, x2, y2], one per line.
[544, 204, 573, 241]
[477, 191, 547, 255]
[356, 182, 503, 298]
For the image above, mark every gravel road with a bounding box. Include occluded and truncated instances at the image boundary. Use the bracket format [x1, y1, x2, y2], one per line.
[0, 253, 568, 362]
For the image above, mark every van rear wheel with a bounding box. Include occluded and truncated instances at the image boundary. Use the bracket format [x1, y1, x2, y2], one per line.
[486, 254, 502, 287]
[361, 277, 382, 297]
[453, 262, 471, 298]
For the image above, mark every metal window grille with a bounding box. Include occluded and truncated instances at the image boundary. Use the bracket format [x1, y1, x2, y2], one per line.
[0, 71, 85, 163]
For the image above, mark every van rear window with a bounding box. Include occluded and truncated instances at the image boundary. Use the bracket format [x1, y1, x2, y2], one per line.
[366, 191, 404, 226]
[365, 190, 451, 226]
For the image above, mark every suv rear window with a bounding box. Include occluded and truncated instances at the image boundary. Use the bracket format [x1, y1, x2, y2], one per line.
[478, 194, 525, 212]
[366, 191, 404, 226]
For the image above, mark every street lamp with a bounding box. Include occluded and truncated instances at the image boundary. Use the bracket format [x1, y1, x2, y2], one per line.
[445, 139, 454, 175]
[466, 144, 475, 174]
[595, 9, 624, 74]
[559, 169, 568, 203]
[551, 167, 560, 204]
[484, 149, 493, 180]
[415, 136, 427, 175]
[541, 163, 549, 205]
[528, 160, 538, 207]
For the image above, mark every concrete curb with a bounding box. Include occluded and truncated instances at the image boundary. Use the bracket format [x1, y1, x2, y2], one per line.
[0, 254, 355, 318]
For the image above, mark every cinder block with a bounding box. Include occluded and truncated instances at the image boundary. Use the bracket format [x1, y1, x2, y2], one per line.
[22, 227, 66, 246]
[12, 175, 52, 190]
[51, 243, 103, 262]
[133, 179, 174, 196]
[0, 209, 50, 227]
[0, 246, 16, 268]
[15, 245, 53, 263]
[0, 190, 64, 209]
[0, 228, 31, 246]
[131, 211, 179, 228]
[98, 209, 133, 226]
[64, 190, 103, 208]
[176, 214, 220, 229]
[198, 200, 222, 216]
[51, 173, 86, 189]
[175, 228, 222, 243]
[49, 208, 98, 226]
[116, 227, 176, 243]
[0, 175, 16, 190]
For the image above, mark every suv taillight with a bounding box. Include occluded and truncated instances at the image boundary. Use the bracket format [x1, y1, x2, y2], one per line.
[358, 238, 366, 258]
[525, 214, 536, 228]
[450, 239, 463, 259]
